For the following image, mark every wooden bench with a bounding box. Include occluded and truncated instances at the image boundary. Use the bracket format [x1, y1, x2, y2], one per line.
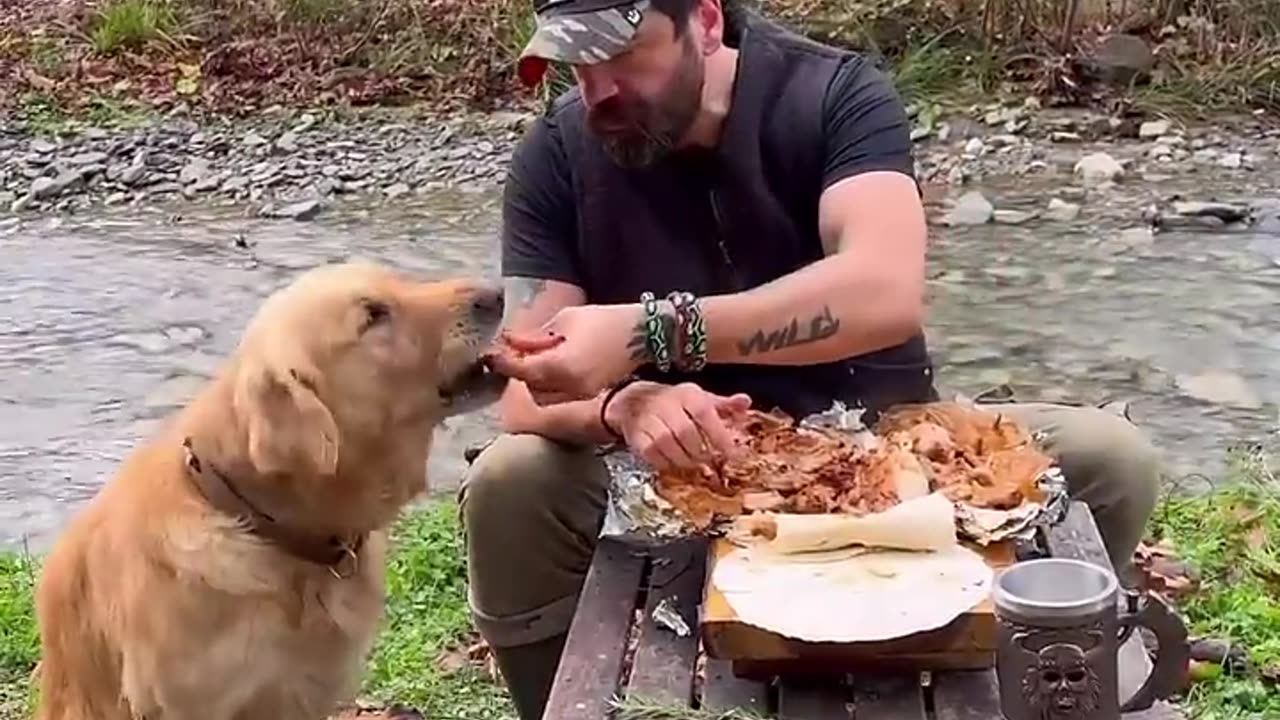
[542, 501, 1187, 719]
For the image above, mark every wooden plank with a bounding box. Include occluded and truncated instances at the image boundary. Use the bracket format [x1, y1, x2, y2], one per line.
[777, 677, 850, 720]
[700, 659, 769, 716]
[1045, 500, 1114, 572]
[849, 673, 926, 720]
[931, 669, 1001, 720]
[542, 539, 646, 720]
[626, 539, 707, 706]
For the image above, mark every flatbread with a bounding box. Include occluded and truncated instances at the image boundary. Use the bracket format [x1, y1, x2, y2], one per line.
[726, 491, 958, 555]
[710, 542, 994, 643]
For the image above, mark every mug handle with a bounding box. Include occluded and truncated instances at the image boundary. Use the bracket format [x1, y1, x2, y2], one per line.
[1117, 589, 1190, 712]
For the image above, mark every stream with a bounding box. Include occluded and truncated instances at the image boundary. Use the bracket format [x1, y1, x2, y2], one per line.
[2, 177, 1278, 552]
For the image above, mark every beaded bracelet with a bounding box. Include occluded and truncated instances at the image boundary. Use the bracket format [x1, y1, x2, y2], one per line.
[639, 291, 674, 372]
[667, 290, 708, 372]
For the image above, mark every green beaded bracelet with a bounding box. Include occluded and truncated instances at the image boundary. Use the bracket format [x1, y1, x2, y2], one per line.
[639, 291, 673, 372]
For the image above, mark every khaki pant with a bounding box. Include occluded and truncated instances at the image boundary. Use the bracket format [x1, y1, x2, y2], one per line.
[458, 402, 1162, 720]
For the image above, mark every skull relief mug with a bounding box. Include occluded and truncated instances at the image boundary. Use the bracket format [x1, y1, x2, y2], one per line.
[992, 558, 1189, 720]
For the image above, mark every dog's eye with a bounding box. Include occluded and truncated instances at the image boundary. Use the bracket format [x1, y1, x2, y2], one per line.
[358, 299, 391, 333]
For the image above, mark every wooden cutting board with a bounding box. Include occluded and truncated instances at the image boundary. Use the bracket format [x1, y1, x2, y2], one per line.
[699, 537, 1015, 676]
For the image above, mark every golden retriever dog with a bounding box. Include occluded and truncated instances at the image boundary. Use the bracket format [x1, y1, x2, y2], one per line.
[33, 261, 505, 720]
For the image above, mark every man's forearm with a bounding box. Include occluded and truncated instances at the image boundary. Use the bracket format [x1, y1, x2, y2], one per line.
[498, 383, 617, 446]
[698, 253, 922, 365]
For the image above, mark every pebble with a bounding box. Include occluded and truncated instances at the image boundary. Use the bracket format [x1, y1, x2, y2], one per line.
[1074, 152, 1125, 186]
[942, 191, 995, 226]
[993, 209, 1037, 225]
[261, 198, 324, 220]
[1044, 197, 1075, 220]
[1139, 120, 1171, 138]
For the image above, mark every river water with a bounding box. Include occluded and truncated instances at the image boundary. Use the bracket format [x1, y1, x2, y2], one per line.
[3, 176, 1278, 552]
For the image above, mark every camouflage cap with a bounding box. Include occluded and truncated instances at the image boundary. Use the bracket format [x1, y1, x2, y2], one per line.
[517, 0, 651, 86]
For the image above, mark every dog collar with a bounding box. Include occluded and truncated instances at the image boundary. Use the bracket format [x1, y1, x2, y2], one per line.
[181, 437, 366, 579]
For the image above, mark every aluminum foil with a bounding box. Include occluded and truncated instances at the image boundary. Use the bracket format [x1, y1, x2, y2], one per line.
[598, 400, 1070, 546]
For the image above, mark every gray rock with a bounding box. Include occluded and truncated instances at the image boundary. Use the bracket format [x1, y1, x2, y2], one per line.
[1171, 201, 1249, 223]
[1049, 131, 1083, 143]
[243, 131, 268, 148]
[189, 172, 225, 193]
[220, 175, 250, 193]
[1139, 120, 1171, 138]
[942, 191, 995, 226]
[275, 131, 300, 153]
[31, 171, 82, 200]
[77, 163, 107, 180]
[262, 198, 323, 220]
[1074, 152, 1124, 186]
[993, 209, 1037, 225]
[963, 138, 986, 156]
[10, 194, 33, 213]
[1217, 152, 1243, 169]
[179, 158, 211, 185]
[67, 151, 109, 166]
[384, 182, 411, 199]
[104, 191, 129, 206]
[30, 139, 57, 154]
[120, 163, 148, 186]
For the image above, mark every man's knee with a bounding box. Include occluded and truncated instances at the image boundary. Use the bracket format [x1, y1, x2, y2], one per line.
[1003, 403, 1163, 569]
[459, 433, 608, 639]
[1051, 406, 1161, 510]
[460, 433, 609, 530]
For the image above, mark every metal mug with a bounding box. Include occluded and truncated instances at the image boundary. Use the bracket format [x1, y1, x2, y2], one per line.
[992, 558, 1188, 720]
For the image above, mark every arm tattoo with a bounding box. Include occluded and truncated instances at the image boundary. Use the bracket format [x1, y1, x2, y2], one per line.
[736, 305, 841, 357]
[624, 313, 674, 364]
[502, 276, 548, 324]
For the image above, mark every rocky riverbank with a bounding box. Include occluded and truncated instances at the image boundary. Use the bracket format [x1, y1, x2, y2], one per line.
[5, 100, 1280, 239]
[0, 106, 530, 220]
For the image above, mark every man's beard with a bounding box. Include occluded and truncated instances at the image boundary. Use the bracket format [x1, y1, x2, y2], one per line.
[587, 38, 705, 168]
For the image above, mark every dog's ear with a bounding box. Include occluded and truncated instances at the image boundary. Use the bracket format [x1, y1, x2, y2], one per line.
[233, 359, 340, 477]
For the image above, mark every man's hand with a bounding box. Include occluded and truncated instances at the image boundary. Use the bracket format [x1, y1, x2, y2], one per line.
[489, 303, 647, 402]
[605, 382, 752, 471]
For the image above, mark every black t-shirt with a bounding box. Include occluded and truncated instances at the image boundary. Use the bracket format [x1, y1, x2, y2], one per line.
[496, 18, 936, 421]
[501, 55, 916, 287]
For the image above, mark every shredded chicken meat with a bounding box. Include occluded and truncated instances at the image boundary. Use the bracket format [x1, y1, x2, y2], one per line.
[651, 403, 1053, 531]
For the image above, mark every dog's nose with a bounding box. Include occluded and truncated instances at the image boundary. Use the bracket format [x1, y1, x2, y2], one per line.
[470, 284, 504, 322]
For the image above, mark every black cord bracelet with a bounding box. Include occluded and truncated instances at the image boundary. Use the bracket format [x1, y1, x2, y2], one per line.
[599, 375, 641, 443]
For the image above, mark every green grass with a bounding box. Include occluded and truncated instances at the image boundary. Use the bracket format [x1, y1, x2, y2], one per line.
[1148, 446, 1280, 720]
[0, 547, 39, 720]
[2, 459, 1277, 720]
[0, 500, 513, 720]
[88, 0, 183, 55]
[361, 503, 513, 719]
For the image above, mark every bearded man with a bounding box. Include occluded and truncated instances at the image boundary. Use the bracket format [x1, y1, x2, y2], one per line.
[461, 2, 1163, 718]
